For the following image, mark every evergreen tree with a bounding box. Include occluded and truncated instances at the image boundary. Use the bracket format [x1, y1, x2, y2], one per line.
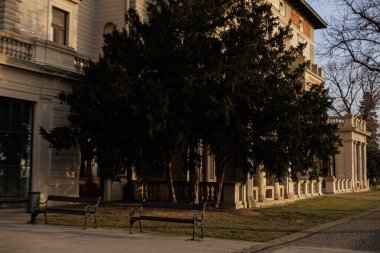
[359, 92, 380, 186]
[41, 0, 340, 205]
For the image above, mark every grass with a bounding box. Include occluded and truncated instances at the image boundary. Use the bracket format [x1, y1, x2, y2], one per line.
[32, 190, 380, 242]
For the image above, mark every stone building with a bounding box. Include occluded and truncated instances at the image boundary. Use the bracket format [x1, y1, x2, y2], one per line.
[0, 0, 369, 209]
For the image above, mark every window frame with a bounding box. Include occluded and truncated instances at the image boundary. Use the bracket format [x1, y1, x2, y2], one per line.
[51, 7, 68, 45]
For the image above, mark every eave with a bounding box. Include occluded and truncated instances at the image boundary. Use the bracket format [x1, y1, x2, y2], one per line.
[287, 0, 328, 29]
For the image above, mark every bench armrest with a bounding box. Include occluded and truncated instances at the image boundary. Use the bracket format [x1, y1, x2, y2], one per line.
[84, 196, 101, 214]
[129, 205, 143, 218]
[193, 203, 206, 221]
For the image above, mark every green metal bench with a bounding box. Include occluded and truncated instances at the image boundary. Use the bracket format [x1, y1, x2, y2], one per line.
[34, 195, 101, 229]
[129, 200, 207, 240]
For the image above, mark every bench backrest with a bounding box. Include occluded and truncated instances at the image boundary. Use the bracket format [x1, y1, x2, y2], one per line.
[47, 195, 101, 204]
[142, 200, 206, 211]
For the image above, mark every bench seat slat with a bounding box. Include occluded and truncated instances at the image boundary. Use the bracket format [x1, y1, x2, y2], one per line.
[44, 208, 85, 215]
[139, 216, 194, 223]
[129, 201, 206, 240]
[47, 195, 99, 203]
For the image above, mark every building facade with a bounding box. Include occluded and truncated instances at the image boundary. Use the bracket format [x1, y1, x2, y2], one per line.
[0, 0, 369, 208]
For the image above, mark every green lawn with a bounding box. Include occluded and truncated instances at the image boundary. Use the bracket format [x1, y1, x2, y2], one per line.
[34, 190, 380, 242]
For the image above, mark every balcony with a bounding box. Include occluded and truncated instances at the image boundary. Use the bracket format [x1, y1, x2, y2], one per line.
[329, 115, 368, 133]
[306, 61, 323, 78]
[0, 32, 88, 76]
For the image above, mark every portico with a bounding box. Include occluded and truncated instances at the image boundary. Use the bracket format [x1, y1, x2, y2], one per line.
[327, 115, 371, 193]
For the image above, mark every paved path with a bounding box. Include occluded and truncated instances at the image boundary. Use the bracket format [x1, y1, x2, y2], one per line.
[243, 206, 380, 253]
[1, 196, 380, 253]
[0, 209, 258, 253]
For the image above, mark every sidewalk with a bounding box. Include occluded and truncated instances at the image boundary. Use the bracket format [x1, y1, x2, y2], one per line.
[0, 209, 258, 253]
[1, 201, 379, 253]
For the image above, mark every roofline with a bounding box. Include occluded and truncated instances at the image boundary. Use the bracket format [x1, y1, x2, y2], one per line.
[287, 0, 328, 29]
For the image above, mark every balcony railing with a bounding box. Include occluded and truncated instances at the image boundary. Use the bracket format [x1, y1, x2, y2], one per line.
[136, 180, 218, 203]
[0, 33, 88, 75]
[306, 61, 323, 78]
[329, 115, 367, 131]
[0, 35, 32, 61]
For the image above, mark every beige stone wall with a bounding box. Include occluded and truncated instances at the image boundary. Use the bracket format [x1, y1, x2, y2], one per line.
[0, 62, 80, 200]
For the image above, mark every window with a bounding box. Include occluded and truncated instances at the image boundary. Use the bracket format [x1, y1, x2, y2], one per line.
[51, 7, 68, 45]
[104, 22, 115, 35]
[0, 96, 33, 199]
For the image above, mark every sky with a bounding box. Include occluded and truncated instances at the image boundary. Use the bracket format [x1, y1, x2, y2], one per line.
[305, 0, 338, 65]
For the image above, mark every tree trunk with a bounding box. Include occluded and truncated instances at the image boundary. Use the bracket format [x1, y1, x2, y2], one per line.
[214, 151, 230, 208]
[214, 167, 225, 208]
[193, 162, 200, 204]
[166, 159, 177, 203]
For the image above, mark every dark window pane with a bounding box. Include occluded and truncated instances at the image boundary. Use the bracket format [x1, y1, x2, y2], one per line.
[0, 97, 33, 199]
[0, 99, 9, 131]
[10, 102, 22, 132]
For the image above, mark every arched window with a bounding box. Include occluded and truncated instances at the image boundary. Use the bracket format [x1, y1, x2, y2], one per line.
[104, 22, 115, 35]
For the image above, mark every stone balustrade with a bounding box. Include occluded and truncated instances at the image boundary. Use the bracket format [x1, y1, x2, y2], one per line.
[324, 176, 355, 193]
[74, 56, 89, 73]
[134, 180, 218, 204]
[329, 115, 367, 131]
[306, 61, 323, 78]
[0, 34, 32, 61]
[0, 32, 88, 75]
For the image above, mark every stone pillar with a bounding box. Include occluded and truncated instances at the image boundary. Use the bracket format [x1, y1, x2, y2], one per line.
[246, 173, 254, 198]
[363, 144, 367, 188]
[223, 183, 245, 209]
[310, 180, 316, 196]
[317, 177, 323, 195]
[103, 179, 113, 201]
[358, 142, 363, 188]
[304, 180, 309, 196]
[285, 177, 294, 199]
[254, 171, 266, 202]
[297, 180, 304, 197]
[353, 141, 357, 187]
[274, 182, 280, 200]
[324, 176, 336, 194]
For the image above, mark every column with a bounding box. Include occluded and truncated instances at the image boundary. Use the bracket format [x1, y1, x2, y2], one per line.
[358, 142, 363, 188]
[254, 171, 266, 202]
[363, 143, 367, 188]
[304, 180, 309, 196]
[103, 179, 113, 201]
[247, 173, 253, 198]
[353, 141, 357, 186]
[246, 173, 254, 207]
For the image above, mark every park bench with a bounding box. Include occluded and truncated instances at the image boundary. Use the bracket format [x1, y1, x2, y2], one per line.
[32, 195, 101, 229]
[129, 200, 207, 240]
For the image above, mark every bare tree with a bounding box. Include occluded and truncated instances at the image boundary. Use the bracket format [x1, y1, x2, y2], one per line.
[322, 0, 380, 73]
[326, 59, 380, 186]
[326, 60, 380, 116]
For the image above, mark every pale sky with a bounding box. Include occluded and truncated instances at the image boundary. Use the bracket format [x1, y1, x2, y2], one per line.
[305, 0, 338, 65]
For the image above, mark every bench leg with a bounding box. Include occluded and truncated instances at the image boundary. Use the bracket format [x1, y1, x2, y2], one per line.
[129, 219, 135, 234]
[139, 219, 142, 232]
[44, 212, 47, 224]
[94, 214, 97, 228]
[201, 223, 204, 238]
[192, 221, 195, 240]
[83, 215, 87, 230]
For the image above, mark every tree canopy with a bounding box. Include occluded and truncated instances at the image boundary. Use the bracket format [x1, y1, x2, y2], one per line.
[322, 0, 380, 73]
[41, 0, 340, 203]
